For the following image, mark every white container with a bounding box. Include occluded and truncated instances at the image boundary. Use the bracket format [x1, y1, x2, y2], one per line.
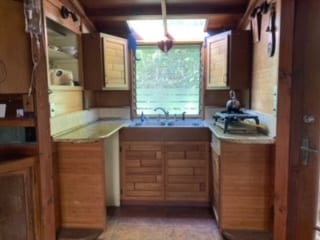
[50, 68, 74, 85]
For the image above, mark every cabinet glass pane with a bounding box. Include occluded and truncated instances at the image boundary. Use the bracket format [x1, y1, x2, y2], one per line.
[46, 18, 80, 86]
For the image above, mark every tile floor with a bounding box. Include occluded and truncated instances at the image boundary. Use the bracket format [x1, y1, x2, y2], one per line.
[97, 206, 224, 240]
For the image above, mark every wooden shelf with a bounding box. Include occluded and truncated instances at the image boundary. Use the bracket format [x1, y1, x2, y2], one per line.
[49, 85, 83, 91]
[0, 118, 36, 127]
[48, 48, 78, 61]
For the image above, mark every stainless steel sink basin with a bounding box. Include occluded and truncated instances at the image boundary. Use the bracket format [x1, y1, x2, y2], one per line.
[129, 119, 206, 127]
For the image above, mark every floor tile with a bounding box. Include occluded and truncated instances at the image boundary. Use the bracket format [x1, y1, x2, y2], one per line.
[98, 206, 223, 240]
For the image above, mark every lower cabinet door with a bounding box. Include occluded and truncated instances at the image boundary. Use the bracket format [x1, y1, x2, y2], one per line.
[121, 142, 164, 201]
[0, 159, 37, 240]
[165, 142, 209, 202]
[121, 141, 209, 204]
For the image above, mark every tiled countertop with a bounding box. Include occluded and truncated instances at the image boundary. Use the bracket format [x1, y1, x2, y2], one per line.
[53, 120, 130, 143]
[206, 122, 276, 144]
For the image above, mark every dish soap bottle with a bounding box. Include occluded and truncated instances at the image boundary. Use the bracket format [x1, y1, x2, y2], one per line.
[140, 112, 146, 122]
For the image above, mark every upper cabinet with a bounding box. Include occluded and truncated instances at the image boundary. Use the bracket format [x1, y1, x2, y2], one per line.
[0, 0, 32, 94]
[206, 30, 252, 90]
[82, 33, 129, 90]
[44, 14, 83, 117]
[46, 18, 81, 88]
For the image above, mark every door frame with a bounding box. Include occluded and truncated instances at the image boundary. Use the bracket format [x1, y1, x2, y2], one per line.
[275, 0, 320, 239]
[274, 0, 296, 239]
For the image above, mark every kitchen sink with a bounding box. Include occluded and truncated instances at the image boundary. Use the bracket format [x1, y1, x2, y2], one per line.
[129, 119, 206, 127]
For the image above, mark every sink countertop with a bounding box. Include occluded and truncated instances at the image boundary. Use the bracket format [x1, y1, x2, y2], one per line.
[53, 120, 130, 143]
[206, 122, 276, 144]
[53, 119, 275, 144]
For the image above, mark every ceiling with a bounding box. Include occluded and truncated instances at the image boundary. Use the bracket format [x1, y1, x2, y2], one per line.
[77, 0, 251, 37]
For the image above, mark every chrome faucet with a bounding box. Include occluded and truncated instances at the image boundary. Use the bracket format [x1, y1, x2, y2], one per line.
[154, 107, 169, 120]
[182, 111, 186, 120]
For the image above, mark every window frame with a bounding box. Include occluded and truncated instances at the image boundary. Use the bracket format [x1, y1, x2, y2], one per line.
[131, 42, 204, 119]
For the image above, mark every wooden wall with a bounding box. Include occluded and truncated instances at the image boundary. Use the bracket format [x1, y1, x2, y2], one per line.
[204, 89, 249, 108]
[250, 0, 281, 115]
[0, 0, 31, 94]
[93, 90, 130, 107]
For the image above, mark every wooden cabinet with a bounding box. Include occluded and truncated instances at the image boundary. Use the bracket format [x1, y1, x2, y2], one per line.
[0, 0, 32, 93]
[211, 134, 273, 231]
[121, 142, 164, 201]
[121, 140, 209, 204]
[46, 18, 81, 87]
[0, 156, 39, 240]
[206, 30, 251, 90]
[83, 33, 129, 90]
[165, 142, 209, 202]
[46, 18, 83, 117]
[55, 141, 107, 229]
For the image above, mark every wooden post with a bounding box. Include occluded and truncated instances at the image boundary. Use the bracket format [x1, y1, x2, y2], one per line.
[32, 0, 56, 239]
[274, 0, 295, 239]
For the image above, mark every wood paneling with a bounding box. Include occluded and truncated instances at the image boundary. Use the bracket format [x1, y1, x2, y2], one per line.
[0, 0, 31, 94]
[82, 33, 129, 91]
[44, 0, 81, 34]
[250, 0, 280, 114]
[34, 0, 56, 238]
[165, 142, 209, 202]
[283, 0, 318, 239]
[121, 140, 210, 205]
[212, 140, 274, 231]
[49, 87, 83, 116]
[82, 33, 104, 90]
[80, 0, 249, 34]
[204, 89, 248, 108]
[120, 128, 211, 142]
[56, 141, 107, 229]
[103, 34, 129, 90]
[121, 142, 164, 201]
[0, 145, 37, 157]
[0, 156, 40, 240]
[94, 90, 130, 107]
[205, 30, 252, 90]
[207, 35, 228, 88]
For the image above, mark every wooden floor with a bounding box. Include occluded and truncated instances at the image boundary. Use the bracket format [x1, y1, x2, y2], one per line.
[58, 206, 273, 240]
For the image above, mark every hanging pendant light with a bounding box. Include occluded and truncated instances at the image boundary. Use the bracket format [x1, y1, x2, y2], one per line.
[157, 0, 174, 53]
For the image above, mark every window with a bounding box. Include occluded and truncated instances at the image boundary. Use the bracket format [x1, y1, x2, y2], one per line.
[127, 19, 207, 42]
[133, 44, 202, 117]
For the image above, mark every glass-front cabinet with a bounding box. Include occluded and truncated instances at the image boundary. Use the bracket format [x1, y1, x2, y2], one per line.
[46, 18, 81, 87]
[45, 18, 83, 117]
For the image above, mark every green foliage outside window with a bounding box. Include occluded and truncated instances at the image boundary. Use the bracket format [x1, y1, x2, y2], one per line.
[135, 44, 202, 116]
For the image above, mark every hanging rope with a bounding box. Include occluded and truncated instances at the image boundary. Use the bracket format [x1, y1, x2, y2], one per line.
[161, 0, 168, 36]
[158, 0, 173, 53]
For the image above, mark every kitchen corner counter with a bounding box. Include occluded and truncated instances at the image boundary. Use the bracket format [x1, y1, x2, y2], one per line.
[207, 122, 276, 144]
[53, 120, 130, 143]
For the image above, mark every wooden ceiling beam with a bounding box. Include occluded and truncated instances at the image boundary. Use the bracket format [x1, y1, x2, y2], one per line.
[85, 3, 247, 18]
[237, 0, 261, 29]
